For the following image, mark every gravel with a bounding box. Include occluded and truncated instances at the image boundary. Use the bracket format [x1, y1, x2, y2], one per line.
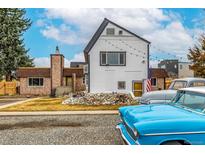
[0, 115, 124, 145]
[62, 92, 136, 105]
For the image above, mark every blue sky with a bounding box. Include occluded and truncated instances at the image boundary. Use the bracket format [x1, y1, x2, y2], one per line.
[23, 8, 205, 67]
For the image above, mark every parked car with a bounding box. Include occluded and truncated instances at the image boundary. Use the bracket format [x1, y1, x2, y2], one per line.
[117, 86, 205, 145]
[139, 78, 205, 104]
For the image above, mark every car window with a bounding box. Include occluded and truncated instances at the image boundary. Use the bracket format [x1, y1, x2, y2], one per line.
[173, 91, 205, 113]
[172, 91, 184, 104]
[169, 81, 187, 90]
[189, 81, 205, 87]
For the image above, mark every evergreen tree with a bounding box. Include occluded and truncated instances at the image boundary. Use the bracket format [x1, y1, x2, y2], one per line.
[187, 35, 205, 78]
[0, 8, 34, 81]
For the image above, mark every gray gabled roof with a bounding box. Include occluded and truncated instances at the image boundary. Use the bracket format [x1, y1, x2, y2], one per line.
[83, 18, 150, 55]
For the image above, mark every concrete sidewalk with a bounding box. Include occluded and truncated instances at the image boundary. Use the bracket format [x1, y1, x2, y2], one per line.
[0, 110, 118, 116]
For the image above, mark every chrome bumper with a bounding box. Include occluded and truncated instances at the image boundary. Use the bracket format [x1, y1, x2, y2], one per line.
[116, 123, 140, 145]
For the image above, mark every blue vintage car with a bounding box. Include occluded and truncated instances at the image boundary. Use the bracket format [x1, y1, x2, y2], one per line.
[117, 86, 205, 145]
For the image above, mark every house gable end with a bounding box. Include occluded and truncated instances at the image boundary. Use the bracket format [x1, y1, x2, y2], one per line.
[83, 18, 150, 62]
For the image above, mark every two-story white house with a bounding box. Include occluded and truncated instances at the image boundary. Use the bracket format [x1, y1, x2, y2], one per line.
[83, 18, 150, 97]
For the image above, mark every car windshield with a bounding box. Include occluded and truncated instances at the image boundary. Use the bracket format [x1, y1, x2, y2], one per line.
[171, 90, 205, 113]
[169, 81, 187, 90]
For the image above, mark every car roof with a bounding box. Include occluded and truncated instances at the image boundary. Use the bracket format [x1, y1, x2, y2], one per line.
[180, 86, 205, 94]
[174, 77, 205, 82]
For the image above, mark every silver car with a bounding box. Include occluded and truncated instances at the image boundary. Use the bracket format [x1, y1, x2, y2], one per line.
[140, 78, 205, 104]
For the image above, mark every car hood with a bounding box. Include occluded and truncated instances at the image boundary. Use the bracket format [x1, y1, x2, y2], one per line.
[140, 90, 177, 103]
[120, 105, 205, 135]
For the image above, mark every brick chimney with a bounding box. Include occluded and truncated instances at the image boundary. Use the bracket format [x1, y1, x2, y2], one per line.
[50, 46, 64, 96]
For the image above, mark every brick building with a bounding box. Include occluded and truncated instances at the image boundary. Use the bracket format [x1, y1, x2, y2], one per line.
[150, 68, 168, 91]
[16, 47, 85, 96]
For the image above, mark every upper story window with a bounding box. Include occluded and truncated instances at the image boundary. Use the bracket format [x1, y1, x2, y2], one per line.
[119, 30, 123, 35]
[28, 78, 44, 87]
[106, 28, 115, 35]
[100, 52, 126, 66]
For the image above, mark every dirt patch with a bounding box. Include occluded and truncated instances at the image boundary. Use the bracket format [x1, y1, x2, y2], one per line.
[0, 120, 82, 130]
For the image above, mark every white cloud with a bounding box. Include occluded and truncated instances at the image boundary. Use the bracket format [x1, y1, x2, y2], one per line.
[38, 8, 204, 61]
[41, 24, 87, 45]
[33, 52, 85, 67]
[41, 8, 170, 44]
[145, 21, 194, 55]
[36, 19, 47, 27]
[33, 57, 50, 67]
[150, 60, 160, 68]
[70, 52, 85, 62]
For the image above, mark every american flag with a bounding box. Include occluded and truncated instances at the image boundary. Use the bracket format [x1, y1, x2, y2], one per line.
[146, 68, 152, 92]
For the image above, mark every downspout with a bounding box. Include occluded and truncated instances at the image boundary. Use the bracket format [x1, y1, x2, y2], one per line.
[88, 55, 90, 93]
[147, 44, 150, 80]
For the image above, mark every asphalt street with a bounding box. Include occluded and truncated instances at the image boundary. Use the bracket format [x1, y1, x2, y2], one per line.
[0, 114, 124, 145]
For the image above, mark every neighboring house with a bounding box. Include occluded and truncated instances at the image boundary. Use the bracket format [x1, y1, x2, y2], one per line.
[70, 61, 88, 88]
[83, 18, 150, 96]
[178, 62, 194, 78]
[150, 68, 168, 91]
[16, 47, 84, 96]
[70, 62, 86, 68]
[158, 59, 178, 78]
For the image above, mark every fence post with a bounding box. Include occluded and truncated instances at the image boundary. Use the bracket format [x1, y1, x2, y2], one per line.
[4, 81, 6, 95]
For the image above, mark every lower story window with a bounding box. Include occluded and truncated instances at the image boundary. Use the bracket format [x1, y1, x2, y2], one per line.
[29, 78, 44, 86]
[118, 81, 126, 90]
[151, 78, 157, 86]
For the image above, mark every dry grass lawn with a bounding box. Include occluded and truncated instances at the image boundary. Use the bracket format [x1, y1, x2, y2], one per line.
[0, 97, 137, 111]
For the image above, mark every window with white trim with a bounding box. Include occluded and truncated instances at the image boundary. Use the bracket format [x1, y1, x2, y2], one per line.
[100, 52, 126, 66]
[106, 28, 115, 35]
[28, 78, 44, 86]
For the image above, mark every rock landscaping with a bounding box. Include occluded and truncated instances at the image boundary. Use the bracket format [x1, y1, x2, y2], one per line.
[62, 92, 137, 105]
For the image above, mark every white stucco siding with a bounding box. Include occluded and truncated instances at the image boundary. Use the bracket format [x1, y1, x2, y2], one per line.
[89, 23, 149, 93]
[101, 23, 132, 36]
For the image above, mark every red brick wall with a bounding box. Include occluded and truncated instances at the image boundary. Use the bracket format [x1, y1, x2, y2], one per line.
[19, 78, 51, 95]
[76, 77, 86, 91]
[63, 77, 85, 91]
[51, 54, 64, 94]
[151, 78, 165, 91]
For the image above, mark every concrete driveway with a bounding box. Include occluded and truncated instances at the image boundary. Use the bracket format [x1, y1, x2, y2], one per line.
[0, 98, 28, 106]
[0, 114, 124, 145]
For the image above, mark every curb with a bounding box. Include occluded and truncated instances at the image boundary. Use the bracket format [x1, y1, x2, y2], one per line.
[0, 97, 42, 110]
[0, 110, 118, 116]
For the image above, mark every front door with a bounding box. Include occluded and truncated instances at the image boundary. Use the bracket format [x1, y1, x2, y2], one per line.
[65, 77, 72, 87]
[133, 81, 143, 97]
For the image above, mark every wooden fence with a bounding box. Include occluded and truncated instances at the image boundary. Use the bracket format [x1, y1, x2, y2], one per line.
[0, 81, 17, 95]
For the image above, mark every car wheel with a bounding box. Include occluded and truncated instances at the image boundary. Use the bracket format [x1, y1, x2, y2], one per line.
[161, 141, 182, 145]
